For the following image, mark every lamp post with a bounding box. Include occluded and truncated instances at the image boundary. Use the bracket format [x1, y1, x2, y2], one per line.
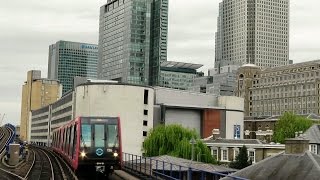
[190, 137, 196, 161]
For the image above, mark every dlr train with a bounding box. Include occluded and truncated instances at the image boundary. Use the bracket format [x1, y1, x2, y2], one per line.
[51, 116, 122, 175]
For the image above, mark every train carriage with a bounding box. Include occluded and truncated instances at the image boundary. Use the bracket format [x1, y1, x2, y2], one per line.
[51, 116, 122, 175]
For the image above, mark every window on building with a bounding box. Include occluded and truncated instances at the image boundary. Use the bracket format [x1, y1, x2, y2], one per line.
[211, 148, 218, 160]
[233, 148, 239, 161]
[143, 120, 148, 126]
[248, 149, 255, 163]
[143, 131, 147, 137]
[144, 110, 148, 115]
[234, 125, 241, 139]
[221, 149, 228, 162]
[310, 144, 318, 154]
[144, 89, 149, 104]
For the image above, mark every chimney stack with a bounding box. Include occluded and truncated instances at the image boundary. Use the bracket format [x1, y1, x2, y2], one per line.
[285, 133, 309, 154]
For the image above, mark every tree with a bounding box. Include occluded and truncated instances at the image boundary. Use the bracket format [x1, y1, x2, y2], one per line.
[273, 112, 313, 143]
[229, 146, 251, 169]
[142, 124, 216, 164]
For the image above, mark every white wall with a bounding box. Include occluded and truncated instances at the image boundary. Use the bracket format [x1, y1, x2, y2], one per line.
[218, 96, 244, 111]
[225, 111, 244, 139]
[165, 109, 201, 135]
[74, 84, 154, 156]
[155, 87, 218, 107]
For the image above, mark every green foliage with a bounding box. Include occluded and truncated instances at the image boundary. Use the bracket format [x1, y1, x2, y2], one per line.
[273, 112, 313, 143]
[143, 124, 216, 164]
[229, 146, 251, 169]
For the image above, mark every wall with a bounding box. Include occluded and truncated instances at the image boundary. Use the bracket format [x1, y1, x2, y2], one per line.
[74, 84, 154, 156]
[155, 87, 217, 107]
[202, 109, 221, 138]
[164, 109, 201, 135]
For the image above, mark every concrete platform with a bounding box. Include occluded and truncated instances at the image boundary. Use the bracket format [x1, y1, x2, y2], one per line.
[114, 170, 140, 180]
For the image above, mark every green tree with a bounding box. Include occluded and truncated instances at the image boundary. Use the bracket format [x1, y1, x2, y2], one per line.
[142, 124, 216, 164]
[229, 146, 251, 169]
[273, 112, 313, 143]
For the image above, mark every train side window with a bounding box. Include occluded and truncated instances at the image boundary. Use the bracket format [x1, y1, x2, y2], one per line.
[68, 126, 72, 156]
[69, 125, 74, 157]
[72, 123, 77, 159]
[64, 129, 67, 152]
[66, 127, 70, 156]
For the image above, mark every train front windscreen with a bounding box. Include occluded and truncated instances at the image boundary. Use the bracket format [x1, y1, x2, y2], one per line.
[80, 117, 120, 160]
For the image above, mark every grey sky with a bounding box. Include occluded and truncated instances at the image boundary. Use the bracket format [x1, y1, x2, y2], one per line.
[0, 0, 319, 125]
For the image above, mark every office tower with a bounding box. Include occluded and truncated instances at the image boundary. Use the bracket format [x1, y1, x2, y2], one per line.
[20, 70, 61, 141]
[98, 0, 168, 85]
[48, 40, 98, 94]
[215, 0, 289, 69]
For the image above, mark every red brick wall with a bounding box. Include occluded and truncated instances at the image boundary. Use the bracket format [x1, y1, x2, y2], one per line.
[202, 109, 221, 138]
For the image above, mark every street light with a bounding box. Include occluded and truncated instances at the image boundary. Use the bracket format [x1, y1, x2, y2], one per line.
[190, 137, 196, 161]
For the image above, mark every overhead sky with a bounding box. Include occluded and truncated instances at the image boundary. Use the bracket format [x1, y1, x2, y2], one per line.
[0, 0, 320, 125]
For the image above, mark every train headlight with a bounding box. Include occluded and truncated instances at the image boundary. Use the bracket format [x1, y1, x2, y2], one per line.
[81, 151, 86, 158]
[113, 152, 118, 157]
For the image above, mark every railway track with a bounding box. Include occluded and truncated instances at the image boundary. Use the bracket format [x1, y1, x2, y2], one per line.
[26, 147, 54, 180]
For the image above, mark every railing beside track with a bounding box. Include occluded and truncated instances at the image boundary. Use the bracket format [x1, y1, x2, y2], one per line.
[122, 153, 248, 180]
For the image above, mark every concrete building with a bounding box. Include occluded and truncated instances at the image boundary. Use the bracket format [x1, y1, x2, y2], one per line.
[190, 65, 239, 96]
[159, 61, 203, 90]
[154, 87, 244, 139]
[20, 70, 61, 141]
[30, 82, 154, 156]
[203, 138, 284, 163]
[215, 0, 289, 68]
[30, 82, 244, 156]
[98, 0, 168, 86]
[48, 40, 98, 95]
[236, 60, 320, 117]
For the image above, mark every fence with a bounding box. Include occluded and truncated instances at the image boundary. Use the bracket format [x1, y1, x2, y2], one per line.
[122, 153, 248, 180]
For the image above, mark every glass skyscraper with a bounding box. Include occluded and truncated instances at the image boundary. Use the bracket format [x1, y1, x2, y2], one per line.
[98, 0, 168, 86]
[48, 40, 98, 95]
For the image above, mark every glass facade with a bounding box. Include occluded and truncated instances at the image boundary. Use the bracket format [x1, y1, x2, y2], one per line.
[48, 41, 98, 95]
[98, 0, 168, 86]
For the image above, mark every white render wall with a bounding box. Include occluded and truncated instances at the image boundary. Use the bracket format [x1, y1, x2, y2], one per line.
[74, 84, 154, 156]
[219, 96, 244, 139]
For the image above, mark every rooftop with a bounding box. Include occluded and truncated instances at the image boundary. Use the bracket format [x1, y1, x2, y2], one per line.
[160, 61, 203, 70]
[149, 155, 235, 173]
[203, 138, 263, 145]
[222, 151, 320, 180]
[304, 124, 320, 144]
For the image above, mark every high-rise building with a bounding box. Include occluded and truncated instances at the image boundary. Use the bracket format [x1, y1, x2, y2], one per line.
[215, 0, 289, 69]
[20, 70, 61, 141]
[98, 0, 168, 86]
[48, 40, 98, 94]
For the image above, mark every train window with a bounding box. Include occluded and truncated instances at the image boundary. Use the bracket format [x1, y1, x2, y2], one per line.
[69, 125, 74, 157]
[72, 123, 77, 159]
[94, 125, 105, 148]
[67, 126, 71, 156]
[107, 125, 118, 148]
[81, 124, 92, 148]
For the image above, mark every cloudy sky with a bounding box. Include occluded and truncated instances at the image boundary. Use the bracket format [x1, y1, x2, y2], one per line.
[0, 0, 320, 125]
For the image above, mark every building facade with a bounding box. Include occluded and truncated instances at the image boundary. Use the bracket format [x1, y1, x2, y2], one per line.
[203, 139, 284, 163]
[20, 70, 61, 141]
[48, 40, 98, 95]
[190, 65, 239, 96]
[30, 82, 155, 156]
[215, 0, 289, 68]
[237, 60, 320, 117]
[98, 0, 168, 86]
[159, 61, 203, 90]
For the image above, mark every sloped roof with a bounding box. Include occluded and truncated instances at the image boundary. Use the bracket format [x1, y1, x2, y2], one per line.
[222, 151, 320, 180]
[203, 138, 263, 145]
[304, 124, 320, 144]
[149, 155, 235, 173]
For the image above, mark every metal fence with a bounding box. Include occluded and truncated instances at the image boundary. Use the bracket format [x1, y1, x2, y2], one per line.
[122, 153, 248, 180]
